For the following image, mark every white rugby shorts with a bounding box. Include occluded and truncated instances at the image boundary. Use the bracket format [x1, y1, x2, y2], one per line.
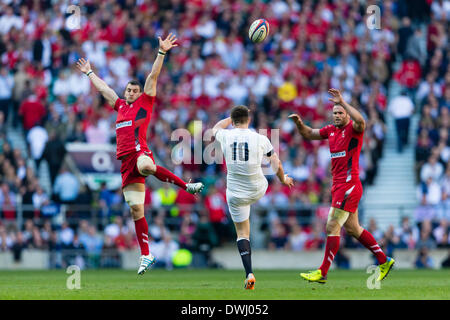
[226, 179, 268, 223]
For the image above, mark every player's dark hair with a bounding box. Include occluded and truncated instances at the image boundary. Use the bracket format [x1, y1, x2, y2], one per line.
[230, 105, 249, 125]
[125, 80, 143, 92]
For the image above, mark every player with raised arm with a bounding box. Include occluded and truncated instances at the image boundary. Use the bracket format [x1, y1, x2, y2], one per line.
[212, 105, 294, 290]
[76, 33, 204, 275]
[289, 88, 394, 284]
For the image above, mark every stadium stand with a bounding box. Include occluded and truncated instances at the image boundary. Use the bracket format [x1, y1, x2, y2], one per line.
[0, 0, 448, 269]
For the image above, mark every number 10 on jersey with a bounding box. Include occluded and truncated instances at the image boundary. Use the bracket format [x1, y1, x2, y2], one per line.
[231, 142, 249, 162]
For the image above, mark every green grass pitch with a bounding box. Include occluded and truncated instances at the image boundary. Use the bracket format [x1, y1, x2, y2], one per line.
[0, 269, 449, 300]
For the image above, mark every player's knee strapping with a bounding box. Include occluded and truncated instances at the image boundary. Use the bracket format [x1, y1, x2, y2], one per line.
[327, 207, 350, 227]
[123, 190, 145, 206]
[137, 155, 155, 176]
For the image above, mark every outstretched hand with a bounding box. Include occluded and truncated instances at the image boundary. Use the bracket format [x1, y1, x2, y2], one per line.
[159, 33, 178, 52]
[76, 58, 91, 74]
[328, 88, 344, 105]
[288, 114, 303, 125]
[283, 174, 294, 188]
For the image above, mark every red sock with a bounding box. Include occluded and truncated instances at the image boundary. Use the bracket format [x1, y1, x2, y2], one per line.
[358, 229, 387, 264]
[319, 236, 340, 277]
[134, 217, 149, 256]
[154, 165, 187, 190]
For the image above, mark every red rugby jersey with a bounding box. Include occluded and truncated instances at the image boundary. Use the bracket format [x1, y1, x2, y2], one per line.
[114, 93, 155, 159]
[319, 120, 364, 184]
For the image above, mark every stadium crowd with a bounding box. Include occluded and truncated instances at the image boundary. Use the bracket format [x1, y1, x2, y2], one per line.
[0, 0, 449, 269]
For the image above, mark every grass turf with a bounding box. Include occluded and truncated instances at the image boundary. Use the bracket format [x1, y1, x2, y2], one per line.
[0, 269, 448, 300]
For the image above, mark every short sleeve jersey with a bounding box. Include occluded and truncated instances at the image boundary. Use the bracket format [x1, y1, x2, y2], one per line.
[114, 93, 155, 159]
[215, 128, 273, 196]
[319, 120, 364, 184]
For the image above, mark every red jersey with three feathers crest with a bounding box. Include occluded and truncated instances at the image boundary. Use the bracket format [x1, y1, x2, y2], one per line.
[114, 93, 155, 159]
[319, 120, 364, 184]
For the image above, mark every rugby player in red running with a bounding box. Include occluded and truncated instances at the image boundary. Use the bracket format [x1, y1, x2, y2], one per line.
[76, 33, 204, 275]
[289, 88, 394, 283]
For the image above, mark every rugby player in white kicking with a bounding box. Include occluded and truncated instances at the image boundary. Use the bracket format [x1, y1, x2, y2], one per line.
[212, 105, 294, 289]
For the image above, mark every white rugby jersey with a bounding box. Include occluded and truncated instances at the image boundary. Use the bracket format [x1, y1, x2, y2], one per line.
[215, 128, 274, 197]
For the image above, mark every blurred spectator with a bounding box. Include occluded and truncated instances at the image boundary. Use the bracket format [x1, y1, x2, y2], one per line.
[40, 220, 53, 248]
[99, 182, 115, 217]
[11, 63, 28, 128]
[287, 223, 309, 252]
[150, 231, 179, 270]
[48, 230, 62, 269]
[0, 66, 13, 122]
[22, 219, 34, 244]
[379, 225, 400, 259]
[415, 247, 434, 269]
[367, 218, 384, 241]
[203, 186, 229, 244]
[11, 231, 26, 263]
[440, 165, 450, 217]
[415, 129, 433, 181]
[32, 185, 49, 213]
[101, 235, 120, 268]
[0, 5, 22, 33]
[178, 214, 196, 250]
[0, 182, 16, 219]
[394, 59, 422, 96]
[104, 216, 128, 243]
[416, 73, 443, 103]
[80, 225, 103, 268]
[417, 176, 442, 207]
[41, 130, 67, 185]
[405, 29, 427, 67]
[0, 224, 13, 251]
[388, 90, 414, 153]
[103, 217, 119, 241]
[431, 0, 450, 21]
[397, 17, 413, 60]
[59, 221, 74, 249]
[335, 240, 351, 270]
[304, 221, 325, 250]
[420, 154, 444, 183]
[30, 226, 43, 249]
[433, 219, 449, 248]
[0, 111, 5, 135]
[395, 216, 420, 249]
[63, 234, 86, 268]
[149, 212, 170, 243]
[268, 218, 288, 250]
[260, 180, 290, 210]
[416, 220, 437, 250]
[53, 167, 80, 204]
[152, 183, 178, 218]
[18, 94, 46, 132]
[26, 125, 48, 168]
[192, 213, 219, 268]
[175, 187, 197, 218]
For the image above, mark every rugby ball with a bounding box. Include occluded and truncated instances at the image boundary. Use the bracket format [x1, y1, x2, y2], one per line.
[249, 19, 269, 43]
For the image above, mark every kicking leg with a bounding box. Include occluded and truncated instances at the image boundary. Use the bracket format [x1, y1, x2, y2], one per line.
[235, 219, 253, 275]
[137, 154, 203, 194]
[229, 200, 255, 290]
